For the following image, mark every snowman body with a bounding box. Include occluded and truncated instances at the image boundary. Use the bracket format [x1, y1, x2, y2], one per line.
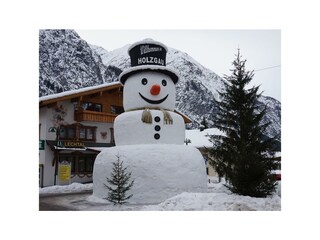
[92, 39, 207, 204]
[115, 110, 185, 145]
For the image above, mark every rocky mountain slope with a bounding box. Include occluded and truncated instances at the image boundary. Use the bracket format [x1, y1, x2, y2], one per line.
[39, 30, 105, 96]
[39, 30, 281, 139]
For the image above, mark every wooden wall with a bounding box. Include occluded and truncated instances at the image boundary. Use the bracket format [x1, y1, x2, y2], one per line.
[81, 88, 123, 114]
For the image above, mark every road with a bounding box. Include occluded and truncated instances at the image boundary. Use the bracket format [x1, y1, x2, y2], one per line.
[39, 202, 73, 211]
[39, 192, 92, 211]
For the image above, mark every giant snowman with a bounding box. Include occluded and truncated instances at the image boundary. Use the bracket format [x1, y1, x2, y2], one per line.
[93, 39, 207, 204]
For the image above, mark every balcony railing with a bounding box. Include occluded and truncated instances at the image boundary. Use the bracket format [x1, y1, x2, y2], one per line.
[74, 109, 117, 123]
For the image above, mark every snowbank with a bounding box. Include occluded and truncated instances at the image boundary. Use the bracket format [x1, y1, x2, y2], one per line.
[142, 192, 280, 211]
[39, 182, 93, 195]
[39, 178, 281, 210]
[140, 177, 280, 211]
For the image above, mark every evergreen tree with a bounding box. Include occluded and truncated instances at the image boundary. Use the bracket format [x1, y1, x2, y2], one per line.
[208, 49, 278, 197]
[104, 153, 134, 205]
[199, 116, 209, 131]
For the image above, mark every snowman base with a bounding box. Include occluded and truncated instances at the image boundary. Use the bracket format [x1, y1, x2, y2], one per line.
[92, 144, 208, 204]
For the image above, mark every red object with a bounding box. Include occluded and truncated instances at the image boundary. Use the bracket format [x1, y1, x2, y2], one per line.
[150, 84, 161, 95]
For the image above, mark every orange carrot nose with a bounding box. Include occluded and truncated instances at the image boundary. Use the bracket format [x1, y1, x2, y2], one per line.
[150, 84, 161, 95]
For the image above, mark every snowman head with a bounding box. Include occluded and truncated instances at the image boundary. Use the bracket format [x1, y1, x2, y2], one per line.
[123, 70, 176, 111]
[119, 39, 179, 111]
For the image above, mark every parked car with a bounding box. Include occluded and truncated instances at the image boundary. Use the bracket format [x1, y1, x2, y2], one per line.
[271, 169, 281, 181]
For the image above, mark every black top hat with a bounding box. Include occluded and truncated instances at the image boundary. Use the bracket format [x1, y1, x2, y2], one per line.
[119, 39, 179, 85]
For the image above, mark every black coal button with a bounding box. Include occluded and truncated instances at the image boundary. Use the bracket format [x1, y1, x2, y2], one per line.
[154, 116, 160, 122]
[155, 125, 161, 131]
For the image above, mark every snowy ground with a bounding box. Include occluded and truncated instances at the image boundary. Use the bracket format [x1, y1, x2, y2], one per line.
[39, 177, 281, 211]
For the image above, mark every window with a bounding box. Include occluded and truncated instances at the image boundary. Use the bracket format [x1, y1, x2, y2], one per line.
[59, 126, 76, 139]
[82, 102, 102, 112]
[86, 158, 94, 172]
[110, 128, 115, 144]
[79, 128, 86, 139]
[110, 105, 124, 114]
[59, 154, 96, 176]
[68, 127, 75, 139]
[78, 157, 86, 172]
[59, 126, 67, 138]
[59, 124, 96, 142]
[78, 126, 96, 140]
[87, 128, 93, 140]
[71, 157, 76, 173]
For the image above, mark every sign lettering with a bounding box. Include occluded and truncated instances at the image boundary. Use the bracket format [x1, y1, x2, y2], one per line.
[39, 140, 45, 150]
[63, 141, 85, 148]
[58, 164, 71, 182]
[140, 45, 162, 55]
[137, 57, 164, 66]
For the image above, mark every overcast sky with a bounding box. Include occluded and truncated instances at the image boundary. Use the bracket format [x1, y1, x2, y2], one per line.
[76, 29, 281, 101]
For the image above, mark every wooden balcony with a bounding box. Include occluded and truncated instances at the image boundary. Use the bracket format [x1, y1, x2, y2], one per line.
[74, 110, 117, 123]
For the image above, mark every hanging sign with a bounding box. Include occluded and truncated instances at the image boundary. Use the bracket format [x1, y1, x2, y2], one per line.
[57, 141, 86, 148]
[58, 162, 71, 182]
[39, 140, 45, 150]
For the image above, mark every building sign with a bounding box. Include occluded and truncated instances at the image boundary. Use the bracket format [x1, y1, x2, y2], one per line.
[58, 162, 71, 183]
[64, 141, 85, 148]
[39, 140, 45, 150]
[39, 164, 44, 188]
[129, 43, 167, 67]
[60, 141, 85, 148]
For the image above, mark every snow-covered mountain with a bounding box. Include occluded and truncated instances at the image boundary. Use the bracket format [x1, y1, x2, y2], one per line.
[257, 95, 281, 139]
[39, 30, 106, 96]
[39, 30, 281, 139]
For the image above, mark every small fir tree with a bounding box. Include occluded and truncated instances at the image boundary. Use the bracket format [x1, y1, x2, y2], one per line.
[208, 49, 278, 197]
[104, 153, 134, 205]
[199, 116, 209, 131]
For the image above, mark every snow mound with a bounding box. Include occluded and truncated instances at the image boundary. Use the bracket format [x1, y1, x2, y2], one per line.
[142, 192, 281, 211]
[93, 144, 208, 204]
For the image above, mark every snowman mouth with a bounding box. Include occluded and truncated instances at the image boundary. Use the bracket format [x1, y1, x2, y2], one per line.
[139, 93, 169, 104]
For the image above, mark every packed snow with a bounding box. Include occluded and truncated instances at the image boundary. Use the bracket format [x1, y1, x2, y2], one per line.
[39, 177, 281, 211]
[92, 144, 208, 204]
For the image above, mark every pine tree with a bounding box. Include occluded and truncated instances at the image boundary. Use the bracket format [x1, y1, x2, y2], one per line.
[208, 49, 278, 197]
[104, 153, 134, 205]
[199, 116, 209, 131]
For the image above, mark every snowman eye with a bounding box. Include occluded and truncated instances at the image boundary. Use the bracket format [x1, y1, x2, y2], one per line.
[162, 79, 167, 86]
[141, 78, 148, 85]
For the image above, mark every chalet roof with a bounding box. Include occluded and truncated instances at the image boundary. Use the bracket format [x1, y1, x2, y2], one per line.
[39, 82, 121, 107]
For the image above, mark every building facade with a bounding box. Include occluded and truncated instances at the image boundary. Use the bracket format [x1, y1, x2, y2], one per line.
[39, 82, 192, 187]
[39, 82, 124, 187]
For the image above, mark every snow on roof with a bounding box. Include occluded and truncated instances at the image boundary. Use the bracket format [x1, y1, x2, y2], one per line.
[87, 147, 108, 152]
[54, 146, 87, 151]
[185, 128, 223, 148]
[186, 128, 282, 156]
[274, 152, 281, 158]
[39, 82, 121, 102]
